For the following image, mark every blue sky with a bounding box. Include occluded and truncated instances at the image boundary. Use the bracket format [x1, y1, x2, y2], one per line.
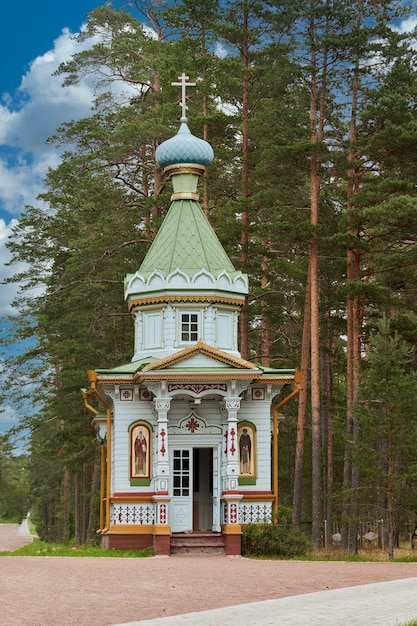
[0, 0, 103, 276]
[1, 2, 102, 95]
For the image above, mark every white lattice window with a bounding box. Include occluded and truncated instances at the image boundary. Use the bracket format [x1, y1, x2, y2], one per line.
[180, 312, 199, 342]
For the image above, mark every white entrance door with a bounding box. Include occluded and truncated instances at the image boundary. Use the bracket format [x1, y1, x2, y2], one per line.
[170, 448, 193, 532]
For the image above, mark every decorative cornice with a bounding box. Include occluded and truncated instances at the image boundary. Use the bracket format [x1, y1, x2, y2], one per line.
[137, 372, 261, 381]
[97, 370, 294, 389]
[127, 293, 245, 310]
[95, 373, 293, 386]
[97, 376, 136, 384]
[96, 372, 262, 385]
[167, 382, 227, 393]
[259, 375, 295, 384]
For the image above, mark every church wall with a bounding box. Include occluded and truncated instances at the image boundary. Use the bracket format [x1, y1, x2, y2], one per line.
[133, 311, 142, 358]
[111, 394, 156, 494]
[131, 302, 242, 360]
[203, 305, 215, 345]
[164, 304, 176, 351]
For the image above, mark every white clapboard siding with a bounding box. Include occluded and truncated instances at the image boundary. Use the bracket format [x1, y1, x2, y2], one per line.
[112, 397, 156, 492]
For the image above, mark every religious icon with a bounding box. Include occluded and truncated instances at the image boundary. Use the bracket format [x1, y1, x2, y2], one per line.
[135, 430, 147, 474]
[130, 423, 151, 479]
[238, 423, 256, 476]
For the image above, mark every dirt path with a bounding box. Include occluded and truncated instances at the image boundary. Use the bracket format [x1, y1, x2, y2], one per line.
[1, 524, 417, 626]
[0, 520, 34, 551]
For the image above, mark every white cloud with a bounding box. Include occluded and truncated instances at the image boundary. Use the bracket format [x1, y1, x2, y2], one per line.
[393, 17, 417, 50]
[396, 17, 417, 35]
[0, 399, 28, 452]
[0, 403, 19, 428]
[0, 218, 31, 315]
[0, 27, 99, 221]
[0, 358, 21, 440]
[0, 155, 56, 218]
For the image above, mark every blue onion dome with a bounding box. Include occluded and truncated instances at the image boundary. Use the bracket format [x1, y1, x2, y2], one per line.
[156, 121, 214, 168]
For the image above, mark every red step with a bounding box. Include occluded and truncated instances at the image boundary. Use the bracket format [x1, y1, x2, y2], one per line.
[170, 532, 225, 555]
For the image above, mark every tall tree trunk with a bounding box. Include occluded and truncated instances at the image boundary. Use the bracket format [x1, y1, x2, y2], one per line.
[342, 48, 362, 554]
[310, 182, 322, 550]
[87, 463, 101, 543]
[260, 253, 272, 366]
[386, 398, 395, 559]
[81, 465, 89, 544]
[292, 261, 311, 526]
[62, 468, 70, 543]
[322, 310, 335, 543]
[74, 473, 82, 546]
[309, 11, 327, 550]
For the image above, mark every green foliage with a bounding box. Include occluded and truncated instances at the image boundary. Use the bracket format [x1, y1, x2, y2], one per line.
[0, 538, 154, 558]
[0, 437, 30, 523]
[353, 316, 417, 555]
[242, 511, 310, 558]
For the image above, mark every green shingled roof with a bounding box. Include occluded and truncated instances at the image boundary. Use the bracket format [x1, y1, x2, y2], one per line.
[96, 356, 158, 375]
[138, 199, 238, 280]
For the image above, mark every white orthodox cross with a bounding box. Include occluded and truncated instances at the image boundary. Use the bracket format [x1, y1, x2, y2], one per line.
[172, 73, 196, 122]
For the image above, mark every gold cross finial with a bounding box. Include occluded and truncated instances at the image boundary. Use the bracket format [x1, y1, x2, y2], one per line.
[172, 72, 196, 122]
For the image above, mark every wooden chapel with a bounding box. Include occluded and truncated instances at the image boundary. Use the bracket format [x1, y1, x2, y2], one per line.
[82, 74, 299, 556]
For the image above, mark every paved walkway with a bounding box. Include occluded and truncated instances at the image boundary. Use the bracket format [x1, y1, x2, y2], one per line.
[115, 577, 417, 626]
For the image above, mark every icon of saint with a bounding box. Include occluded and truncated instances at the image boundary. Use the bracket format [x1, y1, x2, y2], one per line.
[134, 429, 147, 475]
[239, 427, 252, 474]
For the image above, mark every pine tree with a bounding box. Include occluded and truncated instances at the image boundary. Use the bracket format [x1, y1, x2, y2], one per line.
[356, 317, 417, 559]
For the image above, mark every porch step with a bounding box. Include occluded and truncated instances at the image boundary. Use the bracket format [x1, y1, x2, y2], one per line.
[170, 532, 225, 555]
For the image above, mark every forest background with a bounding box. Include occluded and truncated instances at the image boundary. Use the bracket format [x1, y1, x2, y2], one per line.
[1, 0, 417, 557]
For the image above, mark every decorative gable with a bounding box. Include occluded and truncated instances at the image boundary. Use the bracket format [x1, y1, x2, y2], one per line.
[141, 339, 260, 373]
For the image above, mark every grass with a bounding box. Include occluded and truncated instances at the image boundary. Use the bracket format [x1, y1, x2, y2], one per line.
[0, 538, 154, 558]
[4, 542, 417, 561]
[301, 552, 417, 563]
[2, 534, 417, 562]
[299, 542, 417, 563]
